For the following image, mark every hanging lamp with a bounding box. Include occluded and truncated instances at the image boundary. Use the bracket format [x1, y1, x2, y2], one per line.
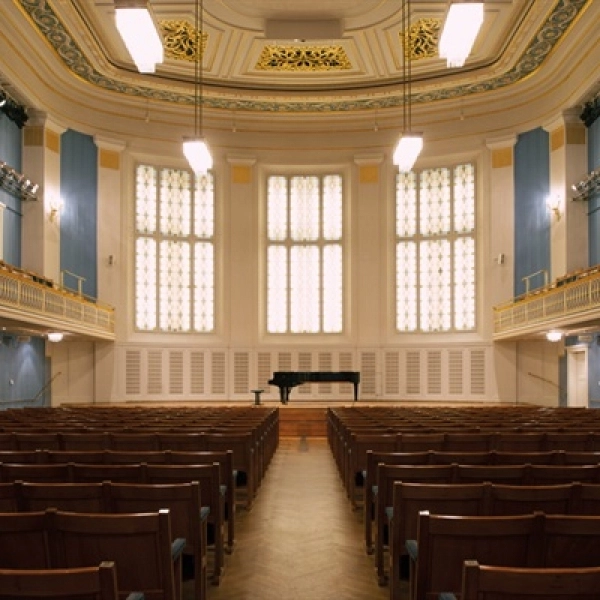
[183, 0, 212, 173]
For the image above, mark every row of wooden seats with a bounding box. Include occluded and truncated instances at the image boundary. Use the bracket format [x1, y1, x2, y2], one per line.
[0, 561, 144, 600]
[363, 449, 600, 550]
[407, 511, 600, 600]
[343, 431, 600, 505]
[372, 462, 600, 587]
[0, 507, 182, 600]
[0, 429, 269, 510]
[0, 449, 236, 549]
[0, 461, 226, 587]
[0, 480, 208, 599]
[327, 406, 600, 463]
[0, 448, 235, 544]
[454, 560, 600, 600]
[388, 481, 600, 599]
[341, 430, 600, 506]
[328, 405, 600, 431]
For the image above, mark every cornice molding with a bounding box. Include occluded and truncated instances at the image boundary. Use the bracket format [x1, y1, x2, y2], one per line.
[18, 0, 590, 114]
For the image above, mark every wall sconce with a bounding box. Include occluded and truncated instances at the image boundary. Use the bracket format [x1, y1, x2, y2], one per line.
[47, 332, 64, 343]
[47, 197, 64, 223]
[546, 195, 562, 221]
[0, 161, 39, 200]
[546, 330, 562, 342]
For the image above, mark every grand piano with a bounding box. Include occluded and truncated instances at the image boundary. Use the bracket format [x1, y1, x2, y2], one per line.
[268, 371, 360, 404]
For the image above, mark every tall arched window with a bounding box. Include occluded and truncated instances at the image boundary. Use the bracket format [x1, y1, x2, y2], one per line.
[266, 174, 344, 334]
[134, 164, 215, 332]
[396, 163, 476, 332]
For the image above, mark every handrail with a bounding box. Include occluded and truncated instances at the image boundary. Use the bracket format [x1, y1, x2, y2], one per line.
[60, 269, 86, 296]
[521, 269, 548, 294]
[0, 264, 114, 340]
[494, 265, 600, 339]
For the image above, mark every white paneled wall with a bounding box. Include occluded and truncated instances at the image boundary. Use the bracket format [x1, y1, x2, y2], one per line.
[118, 345, 491, 402]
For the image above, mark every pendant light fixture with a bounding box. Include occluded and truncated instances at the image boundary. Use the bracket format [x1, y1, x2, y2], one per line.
[114, 0, 163, 73]
[439, 2, 484, 68]
[393, 0, 423, 172]
[183, 0, 213, 174]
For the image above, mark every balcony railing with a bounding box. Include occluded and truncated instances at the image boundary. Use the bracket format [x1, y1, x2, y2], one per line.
[0, 263, 114, 340]
[493, 266, 600, 339]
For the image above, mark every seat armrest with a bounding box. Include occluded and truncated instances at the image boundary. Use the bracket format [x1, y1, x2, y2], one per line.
[200, 506, 210, 522]
[405, 539, 418, 561]
[438, 594, 457, 600]
[171, 537, 186, 560]
[126, 593, 145, 600]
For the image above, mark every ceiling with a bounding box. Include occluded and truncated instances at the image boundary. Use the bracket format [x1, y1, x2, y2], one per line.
[0, 0, 599, 342]
[0, 0, 597, 143]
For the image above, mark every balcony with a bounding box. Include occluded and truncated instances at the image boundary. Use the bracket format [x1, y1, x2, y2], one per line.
[0, 261, 114, 341]
[493, 266, 600, 341]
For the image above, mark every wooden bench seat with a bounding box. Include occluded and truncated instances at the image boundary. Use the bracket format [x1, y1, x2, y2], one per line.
[0, 561, 144, 600]
[410, 511, 600, 600]
[456, 561, 600, 600]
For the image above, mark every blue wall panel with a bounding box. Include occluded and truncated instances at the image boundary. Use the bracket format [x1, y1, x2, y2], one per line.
[60, 130, 98, 298]
[0, 337, 47, 409]
[514, 128, 550, 297]
[0, 113, 23, 265]
[587, 118, 600, 265]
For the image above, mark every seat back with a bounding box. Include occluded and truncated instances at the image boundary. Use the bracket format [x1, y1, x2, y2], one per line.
[412, 511, 544, 600]
[49, 508, 178, 600]
[0, 463, 71, 483]
[455, 463, 528, 484]
[108, 433, 160, 452]
[529, 464, 600, 484]
[488, 483, 573, 515]
[59, 433, 109, 451]
[0, 561, 121, 600]
[16, 482, 107, 513]
[542, 514, 600, 568]
[0, 511, 50, 568]
[70, 463, 145, 483]
[461, 560, 600, 599]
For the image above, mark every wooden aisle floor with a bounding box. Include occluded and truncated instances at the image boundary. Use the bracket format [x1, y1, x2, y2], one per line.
[191, 436, 399, 600]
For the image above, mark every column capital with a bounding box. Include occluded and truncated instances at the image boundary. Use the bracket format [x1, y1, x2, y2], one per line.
[354, 153, 384, 166]
[94, 136, 126, 153]
[25, 110, 67, 136]
[543, 108, 584, 134]
[226, 154, 256, 167]
[485, 135, 517, 151]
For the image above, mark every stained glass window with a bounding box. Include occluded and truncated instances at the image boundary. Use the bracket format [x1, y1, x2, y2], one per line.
[134, 164, 215, 332]
[396, 163, 476, 332]
[266, 174, 343, 334]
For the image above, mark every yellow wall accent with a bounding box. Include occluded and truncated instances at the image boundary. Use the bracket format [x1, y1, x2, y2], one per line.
[99, 149, 120, 170]
[359, 165, 379, 183]
[232, 165, 251, 184]
[46, 129, 60, 153]
[24, 126, 44, 147]
[551, 126, 565, 151]
[491, 147, 512, 169]
[566, 123, 586, 145]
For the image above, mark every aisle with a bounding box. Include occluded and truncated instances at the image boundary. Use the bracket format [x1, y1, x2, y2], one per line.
[201, 436, 392, 600]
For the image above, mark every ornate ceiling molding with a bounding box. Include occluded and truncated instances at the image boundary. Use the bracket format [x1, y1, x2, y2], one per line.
[18, 0, 590, 114]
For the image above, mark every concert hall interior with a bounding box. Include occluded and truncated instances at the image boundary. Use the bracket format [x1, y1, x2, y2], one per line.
[0, 3, 600, 598]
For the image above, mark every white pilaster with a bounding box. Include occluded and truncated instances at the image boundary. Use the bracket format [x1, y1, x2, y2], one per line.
[21, 111, 66, 283]
[543, 110, 588, 278]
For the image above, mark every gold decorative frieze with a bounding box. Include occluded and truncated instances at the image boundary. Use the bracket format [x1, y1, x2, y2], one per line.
[160, 19, 207, 61]
[401, 18, 442, 60]
[256, 45, 351, 71]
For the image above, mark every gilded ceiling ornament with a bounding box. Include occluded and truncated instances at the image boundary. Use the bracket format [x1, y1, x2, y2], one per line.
[401, 18, 442, 61]
[256, 45, 351, 71]
[160, 19, 207, 62]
